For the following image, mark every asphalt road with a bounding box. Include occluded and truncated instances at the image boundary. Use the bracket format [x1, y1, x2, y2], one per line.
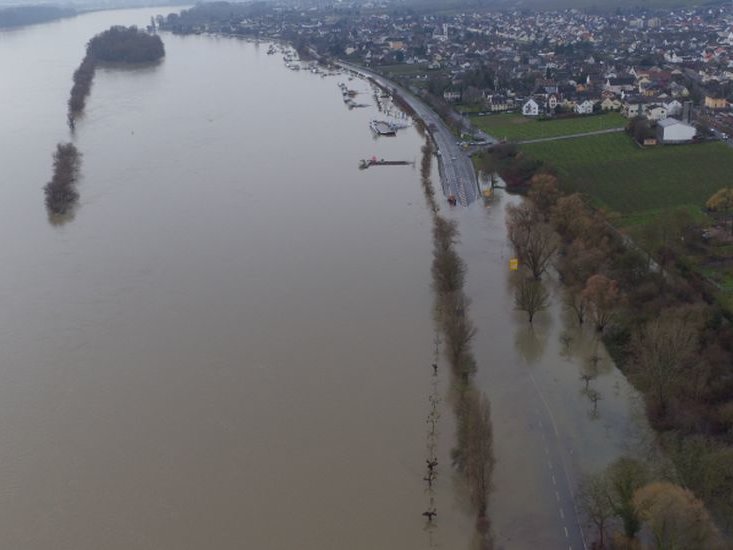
[527, 370, 589, 550]
[337, 61, 483, 207]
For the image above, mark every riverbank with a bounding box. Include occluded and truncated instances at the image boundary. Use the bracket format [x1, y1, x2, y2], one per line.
[336, 60, 480, 207]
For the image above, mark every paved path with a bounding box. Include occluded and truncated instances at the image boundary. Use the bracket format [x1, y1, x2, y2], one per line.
[527, 371, 589, 550]
[337, 61, 484, 207]
[517, 127, 624, 145]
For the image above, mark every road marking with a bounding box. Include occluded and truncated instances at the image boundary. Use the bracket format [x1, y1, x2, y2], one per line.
[560, 508, 565, 520]
[544, 446, 549, 456]
[548, 460, 553, 470]
[552, 474, 557, 485]
[529, 372, 560, 437]
[555, 491, 560, 502]
[564, 526, 569, 538]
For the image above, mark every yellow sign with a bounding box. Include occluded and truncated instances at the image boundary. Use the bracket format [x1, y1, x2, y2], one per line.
[509, 258, 519, 271]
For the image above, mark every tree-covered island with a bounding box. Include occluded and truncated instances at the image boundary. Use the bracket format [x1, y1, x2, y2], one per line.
[68, 26, 165, 122]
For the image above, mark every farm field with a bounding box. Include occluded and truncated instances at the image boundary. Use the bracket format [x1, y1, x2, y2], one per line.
[521, 132, 733, 218]
[472, 112, 626, 141]
[522, 132, 733, 308]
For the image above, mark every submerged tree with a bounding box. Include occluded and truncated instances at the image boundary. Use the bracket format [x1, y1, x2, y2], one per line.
[461, 390, 495, 531]
[506, 202, 559, 280]
[44, 142, 81, 216]
[577, 472, 614, 549]
[514, 276, 550, 323]
[582, 274, 620, 332]
[606, 457, 648, 541]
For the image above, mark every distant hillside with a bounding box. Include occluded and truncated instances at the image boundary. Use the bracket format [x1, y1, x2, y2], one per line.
[516, 0, 725, 10]
[404, 0, 725, 12]
[0, 5, 75, 28]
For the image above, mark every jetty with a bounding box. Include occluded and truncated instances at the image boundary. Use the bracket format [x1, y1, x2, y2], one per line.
[369, 118, 410, 136]
[370, 120, 396, 136]
[359, 157, 413, 170]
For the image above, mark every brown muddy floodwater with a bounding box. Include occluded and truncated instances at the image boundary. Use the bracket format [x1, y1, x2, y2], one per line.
[0, 8, 474, 549]
[0, 7, 654, 550]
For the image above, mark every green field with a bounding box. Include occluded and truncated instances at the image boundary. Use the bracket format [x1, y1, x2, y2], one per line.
[522, 132, 733, 218]
[522, 131, 733, 309]
[377, 63, 430, 76]
[472, 112, 626, 141]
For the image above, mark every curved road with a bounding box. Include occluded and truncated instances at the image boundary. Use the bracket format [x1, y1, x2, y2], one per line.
[337, 61, 487, 207]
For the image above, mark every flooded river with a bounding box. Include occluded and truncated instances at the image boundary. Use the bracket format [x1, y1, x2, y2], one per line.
[0, 7, 651, 549]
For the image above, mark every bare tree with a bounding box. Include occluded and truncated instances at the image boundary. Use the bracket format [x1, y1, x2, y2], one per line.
[582, 274, 620, 332]
[564, 289, 588, 325]
[523, 223, 560, 280]
[527, 173, 560, 216]
[629, 314, 698, 417]
[586, 388, 601, 418]
[506, 202, 538, 248]
[514, 277, 550, 323]
[507, 203, 559, 280]
[463, 390, 495, 523]
[577, 472, 614, 549]
[606, 457, 648, 541]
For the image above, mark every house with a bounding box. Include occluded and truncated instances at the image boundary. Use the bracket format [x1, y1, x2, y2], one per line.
[443, 90, 461, 102]
[646, 104, 668, 121]
[485, 94, 513, 113]
[664, 100, 683, 117]
[669, 82, 690, 98]
[575, 100, 595, 115]
[705, 95, 729, 110]
[605, 77, 636, 94]
[601, 97, 622, 111]
[522, 98, 540, 117]
[623, 101, 643, 118]
[657, 118, 697, 144]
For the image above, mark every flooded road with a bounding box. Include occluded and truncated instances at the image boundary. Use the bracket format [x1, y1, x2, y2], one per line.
[449, 195, 651, 549]
[0, 7, 653, 549]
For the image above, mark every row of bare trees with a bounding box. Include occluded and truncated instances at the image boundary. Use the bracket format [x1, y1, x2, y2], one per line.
[513, 168, 733, 534]
[44, 143, 81, 217]
[419, 140, 495, 548]
[68, 55, 96, 124]
[49, 27, 166, 224]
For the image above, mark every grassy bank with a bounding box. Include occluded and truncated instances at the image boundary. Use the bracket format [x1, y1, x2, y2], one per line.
[522, 133, 733, 220]
[472, 112, 626, 141]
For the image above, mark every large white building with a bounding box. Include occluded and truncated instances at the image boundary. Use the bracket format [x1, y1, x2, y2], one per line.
[657, 118, 696, 144]
[522, 98, 540, 117]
